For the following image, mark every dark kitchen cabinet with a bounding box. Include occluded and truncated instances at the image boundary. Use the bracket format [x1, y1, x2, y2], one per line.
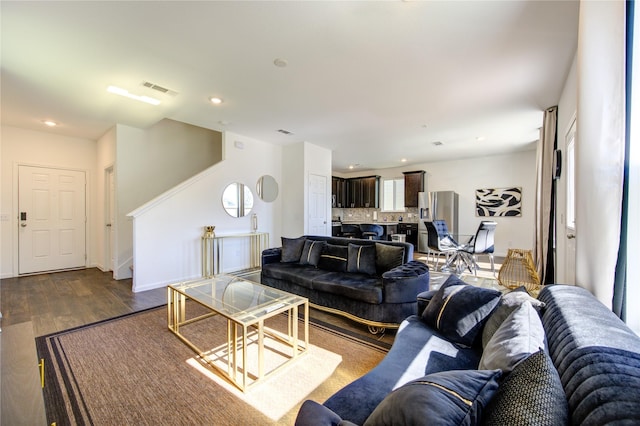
[397, 223, 418, 249]
[403, 170, 426, 207]
[346, 176, 380, 208]
[346, 178, 361, 208]
[332, 176, 347, 207]
[361, 176, 380, 208]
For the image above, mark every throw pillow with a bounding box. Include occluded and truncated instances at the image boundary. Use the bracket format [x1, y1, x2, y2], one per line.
[375, 243, 405, 275]
[478, 301, 546, 373]
[482, 287, 546, 349]
[347, 244, 377, 275]
[280, 236, 306, 263]
[318, 244, 348, 272]
[422, 281, 501, 347]
[364, 369, 502, 426]
[299, 240, 325, 266]
[481, 350, 569, 426]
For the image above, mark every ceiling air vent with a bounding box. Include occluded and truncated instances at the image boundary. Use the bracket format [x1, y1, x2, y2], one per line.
[432, 141, 443, 146]
[277, 129, 294, 135]
[141, 81, 178, 97]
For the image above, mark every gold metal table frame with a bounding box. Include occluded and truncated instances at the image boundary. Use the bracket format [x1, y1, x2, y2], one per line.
[167, 275, 309, 392]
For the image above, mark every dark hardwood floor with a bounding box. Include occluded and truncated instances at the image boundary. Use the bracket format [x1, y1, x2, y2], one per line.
[1, 268, 167, 337]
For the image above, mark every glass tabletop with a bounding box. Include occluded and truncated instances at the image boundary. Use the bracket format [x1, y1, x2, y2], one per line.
[169, 275, 307, 324]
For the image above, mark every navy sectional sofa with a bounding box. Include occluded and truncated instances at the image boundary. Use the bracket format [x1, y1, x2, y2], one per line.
[295, 282, 640, 426]
[261, 235, 430, 331]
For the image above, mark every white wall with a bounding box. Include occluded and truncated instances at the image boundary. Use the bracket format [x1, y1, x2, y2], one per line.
[575, 0, 625, 307]
[282, 143, 305, 237]
[112, 121, 223, 279]
[95, 127, 117, 272]
[129, 131, 283, 292]
[342, 150, 537, 257]
[556, 53, 578, 284]
[0, 126, 97, 278]
[280, 142, 332, 237]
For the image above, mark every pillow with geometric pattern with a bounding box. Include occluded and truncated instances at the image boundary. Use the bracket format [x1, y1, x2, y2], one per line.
[422, 282, 501, 347]
[481, 349, 568, 426]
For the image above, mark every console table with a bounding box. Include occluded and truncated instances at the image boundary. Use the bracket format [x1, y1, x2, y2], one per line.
[202, 232, 269, 277]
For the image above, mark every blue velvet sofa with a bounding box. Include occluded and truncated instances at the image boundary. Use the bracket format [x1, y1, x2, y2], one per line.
[260, 235, 430, 331]
[295, 280, 640, 426]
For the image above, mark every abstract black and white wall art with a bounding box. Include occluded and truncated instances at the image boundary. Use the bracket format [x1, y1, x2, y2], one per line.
[476, 187, 522, 217]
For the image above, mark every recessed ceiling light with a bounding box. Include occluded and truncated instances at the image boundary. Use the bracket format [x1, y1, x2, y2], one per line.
[476, 136, 486, 141]
[43, 120, 57, 127]
[209, 97, 223, 105]
[401, 158, 408, 162]
[273, 58, 288, 68]
[107, 85, 161, 105]
[349, 165, 355, 169]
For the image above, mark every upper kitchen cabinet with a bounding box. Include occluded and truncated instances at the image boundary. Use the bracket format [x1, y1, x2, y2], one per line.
[403, 170, 426, 207]
[332, 176, 347, 208]
[361, 176, 380, 208]
[345, 175, 380, 208]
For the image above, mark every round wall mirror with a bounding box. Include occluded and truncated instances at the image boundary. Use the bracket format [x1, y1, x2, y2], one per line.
[256, 175, 279, 202]
[222, 182, 254, 217]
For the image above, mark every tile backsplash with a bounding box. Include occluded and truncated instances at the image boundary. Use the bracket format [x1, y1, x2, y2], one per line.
[332, 207, 418, 223]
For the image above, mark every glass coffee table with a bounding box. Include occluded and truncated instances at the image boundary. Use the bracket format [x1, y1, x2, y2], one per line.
[167, 274, 309, 391]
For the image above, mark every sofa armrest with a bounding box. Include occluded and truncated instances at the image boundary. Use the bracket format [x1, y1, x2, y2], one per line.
[417, 289, 438, 316]
[381, 261, 430, 304]
[261, 247, 282, 266]
[295, 400, 357, 426]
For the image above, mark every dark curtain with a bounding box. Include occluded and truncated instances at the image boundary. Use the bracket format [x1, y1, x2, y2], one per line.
[613, 0, 633, 319]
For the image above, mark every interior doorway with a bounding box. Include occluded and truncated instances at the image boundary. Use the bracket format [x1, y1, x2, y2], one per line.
[18, 165, 87, 274]
[105, 166, 116, 272]
[308, 174, 328, 235]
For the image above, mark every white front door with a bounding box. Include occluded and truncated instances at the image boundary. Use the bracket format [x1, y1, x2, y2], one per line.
[18, 165, 86, 274]
[309, 174, 328, 235]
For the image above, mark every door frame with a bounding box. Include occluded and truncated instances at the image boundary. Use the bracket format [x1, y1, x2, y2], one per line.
[104, 165, 116, 272]
[13, 162, 89, 276]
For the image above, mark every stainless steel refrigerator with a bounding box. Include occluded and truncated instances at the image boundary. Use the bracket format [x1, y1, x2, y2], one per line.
[417, 191, 459, 253]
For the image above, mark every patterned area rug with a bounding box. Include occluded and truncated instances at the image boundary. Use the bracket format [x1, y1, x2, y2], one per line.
[36, 306, 389, 425]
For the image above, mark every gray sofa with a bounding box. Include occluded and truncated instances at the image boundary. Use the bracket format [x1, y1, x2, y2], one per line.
[295, 278, 640, 426]
[260, 235, 430, 331]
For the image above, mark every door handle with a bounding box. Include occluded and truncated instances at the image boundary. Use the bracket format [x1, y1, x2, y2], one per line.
[106, 223, 112, 227]
[20, 222, 27, 227]
[567, 233, 575, 239]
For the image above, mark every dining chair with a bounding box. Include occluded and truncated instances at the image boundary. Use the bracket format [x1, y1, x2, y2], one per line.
[425, 220, 459, 270]
[461, 221, 497, 275]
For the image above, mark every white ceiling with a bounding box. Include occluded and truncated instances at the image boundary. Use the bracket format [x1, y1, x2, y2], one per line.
[1, 1, 578, 173]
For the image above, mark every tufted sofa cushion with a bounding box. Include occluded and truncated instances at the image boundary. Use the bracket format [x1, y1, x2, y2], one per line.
[539, 285, 640, 425]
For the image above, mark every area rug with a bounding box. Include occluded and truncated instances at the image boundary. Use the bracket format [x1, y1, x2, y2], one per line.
[36, 306, 389, 425]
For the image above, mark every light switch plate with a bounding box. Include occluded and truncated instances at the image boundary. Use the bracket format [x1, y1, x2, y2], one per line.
[0, 214, 9, 222]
